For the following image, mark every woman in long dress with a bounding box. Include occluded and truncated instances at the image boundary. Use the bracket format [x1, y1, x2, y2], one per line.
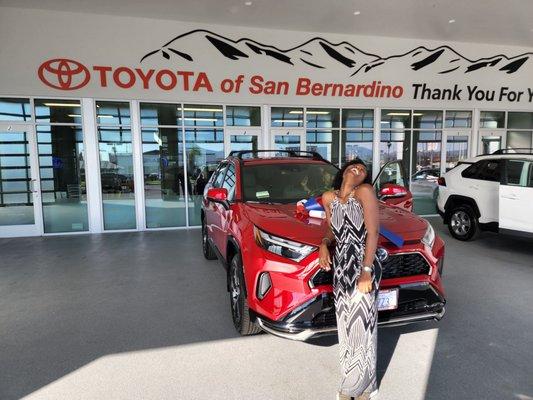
[319, 159, 382, 400]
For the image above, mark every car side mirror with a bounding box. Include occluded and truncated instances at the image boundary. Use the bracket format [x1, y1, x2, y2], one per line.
[206, 187, 230, 209]
[207, 187, 228, 201]
[378, 184, 413, 211]
[379, 184, 408, 199]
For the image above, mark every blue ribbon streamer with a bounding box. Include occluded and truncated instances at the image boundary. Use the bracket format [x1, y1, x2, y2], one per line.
[379, 225, 405, 247]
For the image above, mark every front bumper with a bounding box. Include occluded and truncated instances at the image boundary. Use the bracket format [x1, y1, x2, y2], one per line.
[253, 282, 446, 341]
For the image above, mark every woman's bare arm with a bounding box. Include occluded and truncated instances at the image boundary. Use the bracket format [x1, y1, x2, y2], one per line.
[356, 184, 380, 267]
[322, 191, 335, 244]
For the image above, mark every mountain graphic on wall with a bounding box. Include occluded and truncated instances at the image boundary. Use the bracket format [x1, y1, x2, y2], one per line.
[140, 29, 532, 76]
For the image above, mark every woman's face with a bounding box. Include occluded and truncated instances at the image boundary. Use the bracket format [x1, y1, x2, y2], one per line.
[343, 163, 368, 186]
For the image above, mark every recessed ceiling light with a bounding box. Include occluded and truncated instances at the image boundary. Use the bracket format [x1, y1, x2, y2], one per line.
[448, 19, 456, 24]
[245, 1, 252, 5]
[353, 11, 361, 15]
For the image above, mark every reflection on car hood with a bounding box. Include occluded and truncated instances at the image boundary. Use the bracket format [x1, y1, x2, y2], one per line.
[242, 201, 428, 247]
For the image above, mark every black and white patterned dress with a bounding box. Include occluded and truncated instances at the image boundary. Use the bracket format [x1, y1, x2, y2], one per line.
[330, 189, 382, 398]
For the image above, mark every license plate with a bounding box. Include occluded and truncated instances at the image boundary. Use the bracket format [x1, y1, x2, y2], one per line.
[377, 288, 399, 311]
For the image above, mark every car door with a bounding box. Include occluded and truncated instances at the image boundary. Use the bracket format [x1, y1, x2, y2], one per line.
[461, 159, 501, 223]
[204, 162, 229, 245]
[373, 160, 413, 211]
[499, 159, 533, 233]
[216, 162, 237, 258]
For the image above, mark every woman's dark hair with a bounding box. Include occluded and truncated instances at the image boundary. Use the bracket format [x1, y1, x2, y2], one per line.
[332, 158, 372, 190]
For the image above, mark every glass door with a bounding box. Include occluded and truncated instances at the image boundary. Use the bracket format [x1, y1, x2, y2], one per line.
[0, 123, 42, 237]
[479, 131, 506, 155]
[270, 128, 305, 155]
[442, 130, 471, 173]
[225, 127, 261, 157]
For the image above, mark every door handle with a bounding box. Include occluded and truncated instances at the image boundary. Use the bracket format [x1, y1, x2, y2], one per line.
[468, 185, 479, 190]
[29, 179, 38, 193]
[501, 194, 518, 200]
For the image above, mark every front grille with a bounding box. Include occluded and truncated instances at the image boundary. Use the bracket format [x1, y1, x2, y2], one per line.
[381, 253, 430, 279]
[310, 253, 430, 286]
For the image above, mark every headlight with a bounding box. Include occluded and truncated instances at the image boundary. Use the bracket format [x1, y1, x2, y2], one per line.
[421, 221, 435, 248]
[253, 226, 316, 262]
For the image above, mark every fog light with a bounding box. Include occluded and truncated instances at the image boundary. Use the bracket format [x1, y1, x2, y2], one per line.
[437, 257, 444, 276]
[257, 272, 272, 300]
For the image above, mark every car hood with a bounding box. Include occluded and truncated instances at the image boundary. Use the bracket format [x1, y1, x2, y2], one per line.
[241, 202, 428, 247]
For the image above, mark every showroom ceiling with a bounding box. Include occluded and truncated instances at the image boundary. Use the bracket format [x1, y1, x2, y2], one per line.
[1, 0, 533, 47]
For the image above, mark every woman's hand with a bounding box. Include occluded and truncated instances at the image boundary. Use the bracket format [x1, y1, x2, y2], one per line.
[318, 243, 332, 271]
[357, 270, 373, 294]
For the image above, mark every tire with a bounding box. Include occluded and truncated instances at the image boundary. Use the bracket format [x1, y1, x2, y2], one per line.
[229, 253, 262, 336]
[448, 204, 479, 241]
[201, 220, 217, 260]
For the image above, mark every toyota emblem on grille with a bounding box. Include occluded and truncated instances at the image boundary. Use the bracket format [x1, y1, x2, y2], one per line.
[376, 247, 389, 262]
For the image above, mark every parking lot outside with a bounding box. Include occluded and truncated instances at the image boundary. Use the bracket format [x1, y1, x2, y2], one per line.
[1, 217, 532, 400]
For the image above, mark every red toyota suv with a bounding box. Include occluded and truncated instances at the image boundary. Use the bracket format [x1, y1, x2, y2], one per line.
[201, 150, 446, 341]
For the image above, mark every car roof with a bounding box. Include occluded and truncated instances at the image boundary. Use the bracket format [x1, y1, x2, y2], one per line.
[466, 153, 533, 162]
[227, 155, 336, 167]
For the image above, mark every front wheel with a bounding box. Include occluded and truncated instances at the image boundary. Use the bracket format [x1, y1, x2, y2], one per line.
[448, 205, 479, 241]
[229, 253, 262, 336]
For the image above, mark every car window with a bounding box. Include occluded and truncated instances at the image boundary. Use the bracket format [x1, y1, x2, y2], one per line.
[528, 163, 533, 187]
[222, 163, 236, 200]
[478, 160, 501, 182]
[212, 163, 228, 188]
[462, 160, 501, 182]
[376, 161, 407, 192]
[506, 160, 525, 185]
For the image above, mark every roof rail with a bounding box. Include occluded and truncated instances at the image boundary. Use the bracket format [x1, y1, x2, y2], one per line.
[228, 149, 325, 161]
[492, 148, 533, 155]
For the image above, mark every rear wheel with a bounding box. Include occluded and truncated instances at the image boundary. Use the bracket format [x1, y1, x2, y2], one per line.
[448, 205, 479, 241]
[229, 253, 262, 336]
[202, 219, 217, 260]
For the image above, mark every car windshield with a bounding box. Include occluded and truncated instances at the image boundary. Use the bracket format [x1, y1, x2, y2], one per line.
[242, 162, 339, 203]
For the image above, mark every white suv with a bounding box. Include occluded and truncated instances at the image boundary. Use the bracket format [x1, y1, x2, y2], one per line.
[437, 150, 533, 241]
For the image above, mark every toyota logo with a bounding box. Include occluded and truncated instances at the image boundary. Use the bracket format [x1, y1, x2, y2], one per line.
[376, 247, 389, 262]
[38, 59, 90, 90]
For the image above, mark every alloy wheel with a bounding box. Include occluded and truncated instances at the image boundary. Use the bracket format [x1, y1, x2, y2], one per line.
[230, 262, 242, 326]
[451, 210, 471, 236]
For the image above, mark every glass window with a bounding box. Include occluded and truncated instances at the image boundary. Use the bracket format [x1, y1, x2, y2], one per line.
[97, 101, 135, 231]
[445, 135, 469, 171]
[480, 111, 505, 129]
[376, 160, 407, 192]
[380, 130, 410, 167]
[185, 128, 225, 225]
[306, 129, 339, 165]
[0, 128, 34, 226]
[140, 103, 182, 126]
[381, 110, 411, 130]
[342, 109, 373, 129]
[505, 160, 525, 186]
[183, 104, 223, 127]
[222, 163, 237, 200]
[271, 107, 303, 127]
[241, 162, 338, 202]
[413, 110, 443, 129]
[212, 163, 228, 188]
[507, 131, 532, 150]
[341, 130, 373, 174]
[226, 106, 261, 126]
[96, 101, 131, 126]
[37, 124, 88, 233]
[230, 134, 259, 156]
[507, 112, 533, 130]
[306, 108, 339, 128]
[142, 127, 186, 228]
[0, 98, 31, 121]
[34, 99, 82, 124]
[462, 160, 501, 182]
[445, 110, 472, 128]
